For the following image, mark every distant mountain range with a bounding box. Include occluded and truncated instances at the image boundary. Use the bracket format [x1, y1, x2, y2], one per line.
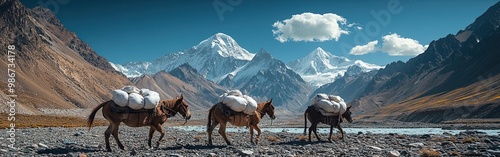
[112, 34, 382, 88]
[111, 33, 385, 110]
[287, 47, 383, 88]
[111, 33, 387, 111]
[112, 33, 316, 110]
[110, 33, 254, 82]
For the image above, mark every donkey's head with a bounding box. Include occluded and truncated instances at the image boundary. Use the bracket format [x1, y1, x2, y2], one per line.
[263, 99, 276, 120]
[174, 94, 191, 120]
[342, 106, 353, 123]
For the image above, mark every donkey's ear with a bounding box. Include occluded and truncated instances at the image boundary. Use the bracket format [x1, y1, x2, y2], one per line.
[269, 99, 273, 103]
[347, 106, 352, 110]
[179, 94, 184, 100]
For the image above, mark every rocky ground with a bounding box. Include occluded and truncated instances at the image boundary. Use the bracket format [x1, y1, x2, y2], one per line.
[1, 125, 500, 157]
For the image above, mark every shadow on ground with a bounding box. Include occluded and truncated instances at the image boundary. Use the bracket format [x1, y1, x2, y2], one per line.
[36, 147, 100, 155]
[160, 144, 226, 151]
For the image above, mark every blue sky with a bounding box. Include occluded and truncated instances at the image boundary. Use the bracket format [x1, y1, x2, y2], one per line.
[22, 0, 498, 66]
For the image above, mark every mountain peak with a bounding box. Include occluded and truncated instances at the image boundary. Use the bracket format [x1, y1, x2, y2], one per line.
[195, 33, 255, 60]
[312, 47, 327, 55]
[287, 47, 381, 88]
[307, 47, 349, 62]
[252, 48, 273, 61]
[213, 32, 231, 38]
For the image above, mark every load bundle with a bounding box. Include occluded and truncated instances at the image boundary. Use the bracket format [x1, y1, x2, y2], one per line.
[218, 90, 258, 115]
[310, 93, 347, 116]
[111, 86, 160, 110]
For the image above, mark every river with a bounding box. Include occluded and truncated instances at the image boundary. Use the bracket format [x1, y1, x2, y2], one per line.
[172, 126, 500, 135]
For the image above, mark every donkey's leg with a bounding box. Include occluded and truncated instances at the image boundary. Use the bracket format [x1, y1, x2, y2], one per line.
[104, 125, 112, 151]
[328, 125, 334, 143]
[154, 124, 165, 148]
[218, 122, 232, 145]
[148, 126, 155, 148]
[207, 118, 219, 146]
[307, 123, 314, 142]
[312, 122, 321, 142]
[337, 125, 345, 140]
[254, 125, 262, 144]
[249, 126, 255, 144]
[111, 124, 124, 150]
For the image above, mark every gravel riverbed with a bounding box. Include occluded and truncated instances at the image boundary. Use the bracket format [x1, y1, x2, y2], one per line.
[2, 126, 500, 156]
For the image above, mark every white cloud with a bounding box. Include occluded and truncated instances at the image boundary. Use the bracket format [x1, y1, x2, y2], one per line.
[381, 33, 428, 56]
[349, 40, 379, 55]
[347, 23, 363, 30]
[272, 12, 349, 42]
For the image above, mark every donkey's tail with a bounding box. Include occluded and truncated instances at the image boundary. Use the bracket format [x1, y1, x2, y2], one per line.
[87, 100, 110, 131]
[207, 105, 214, 132]
[304, 107, 308, 135]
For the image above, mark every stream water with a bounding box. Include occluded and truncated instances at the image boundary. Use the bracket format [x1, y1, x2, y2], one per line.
[172, 126, 500, 135]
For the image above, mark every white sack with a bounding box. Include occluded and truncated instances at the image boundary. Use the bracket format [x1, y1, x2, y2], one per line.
[140, 88, 150, 95]
[242, 95, 258, 115]
[316, 99, 338, 112]
[312, 94, 347, 115]
[338, 101, 347, 115]
[227, 90, 243, 97]
[218, 93, 228, 102]
[310, 93, 329, 106]
[328, 95, 344, 103]
[143, 91, 160, 109]
[112, 90, 129, 107]
[128, 93, 144, 110]
[122, 86, 140, 94]
[222, 95, 247, 112]
[328, 95, 347, 114]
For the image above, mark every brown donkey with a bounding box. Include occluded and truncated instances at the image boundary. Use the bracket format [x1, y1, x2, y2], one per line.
[207, 99, 276, 145]
[87, 95, 191, 151]
[304, 105, 352, 143]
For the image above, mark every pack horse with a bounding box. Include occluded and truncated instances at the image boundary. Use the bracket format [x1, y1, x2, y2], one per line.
[304, 94, 353, 143]
[207, 90, 276, 145]
[87, 86, 191, 151]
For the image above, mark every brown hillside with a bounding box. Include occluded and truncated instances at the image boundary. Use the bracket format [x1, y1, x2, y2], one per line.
[0, 0, 131, 115]
[358, 74, 500, 122]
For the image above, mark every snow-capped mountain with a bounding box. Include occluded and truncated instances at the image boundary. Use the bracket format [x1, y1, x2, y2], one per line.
[113, 33, 312, 109]
[287, 47, 383, 88]
[226, 49, 312, 109]
[113, 33, 254, 81]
